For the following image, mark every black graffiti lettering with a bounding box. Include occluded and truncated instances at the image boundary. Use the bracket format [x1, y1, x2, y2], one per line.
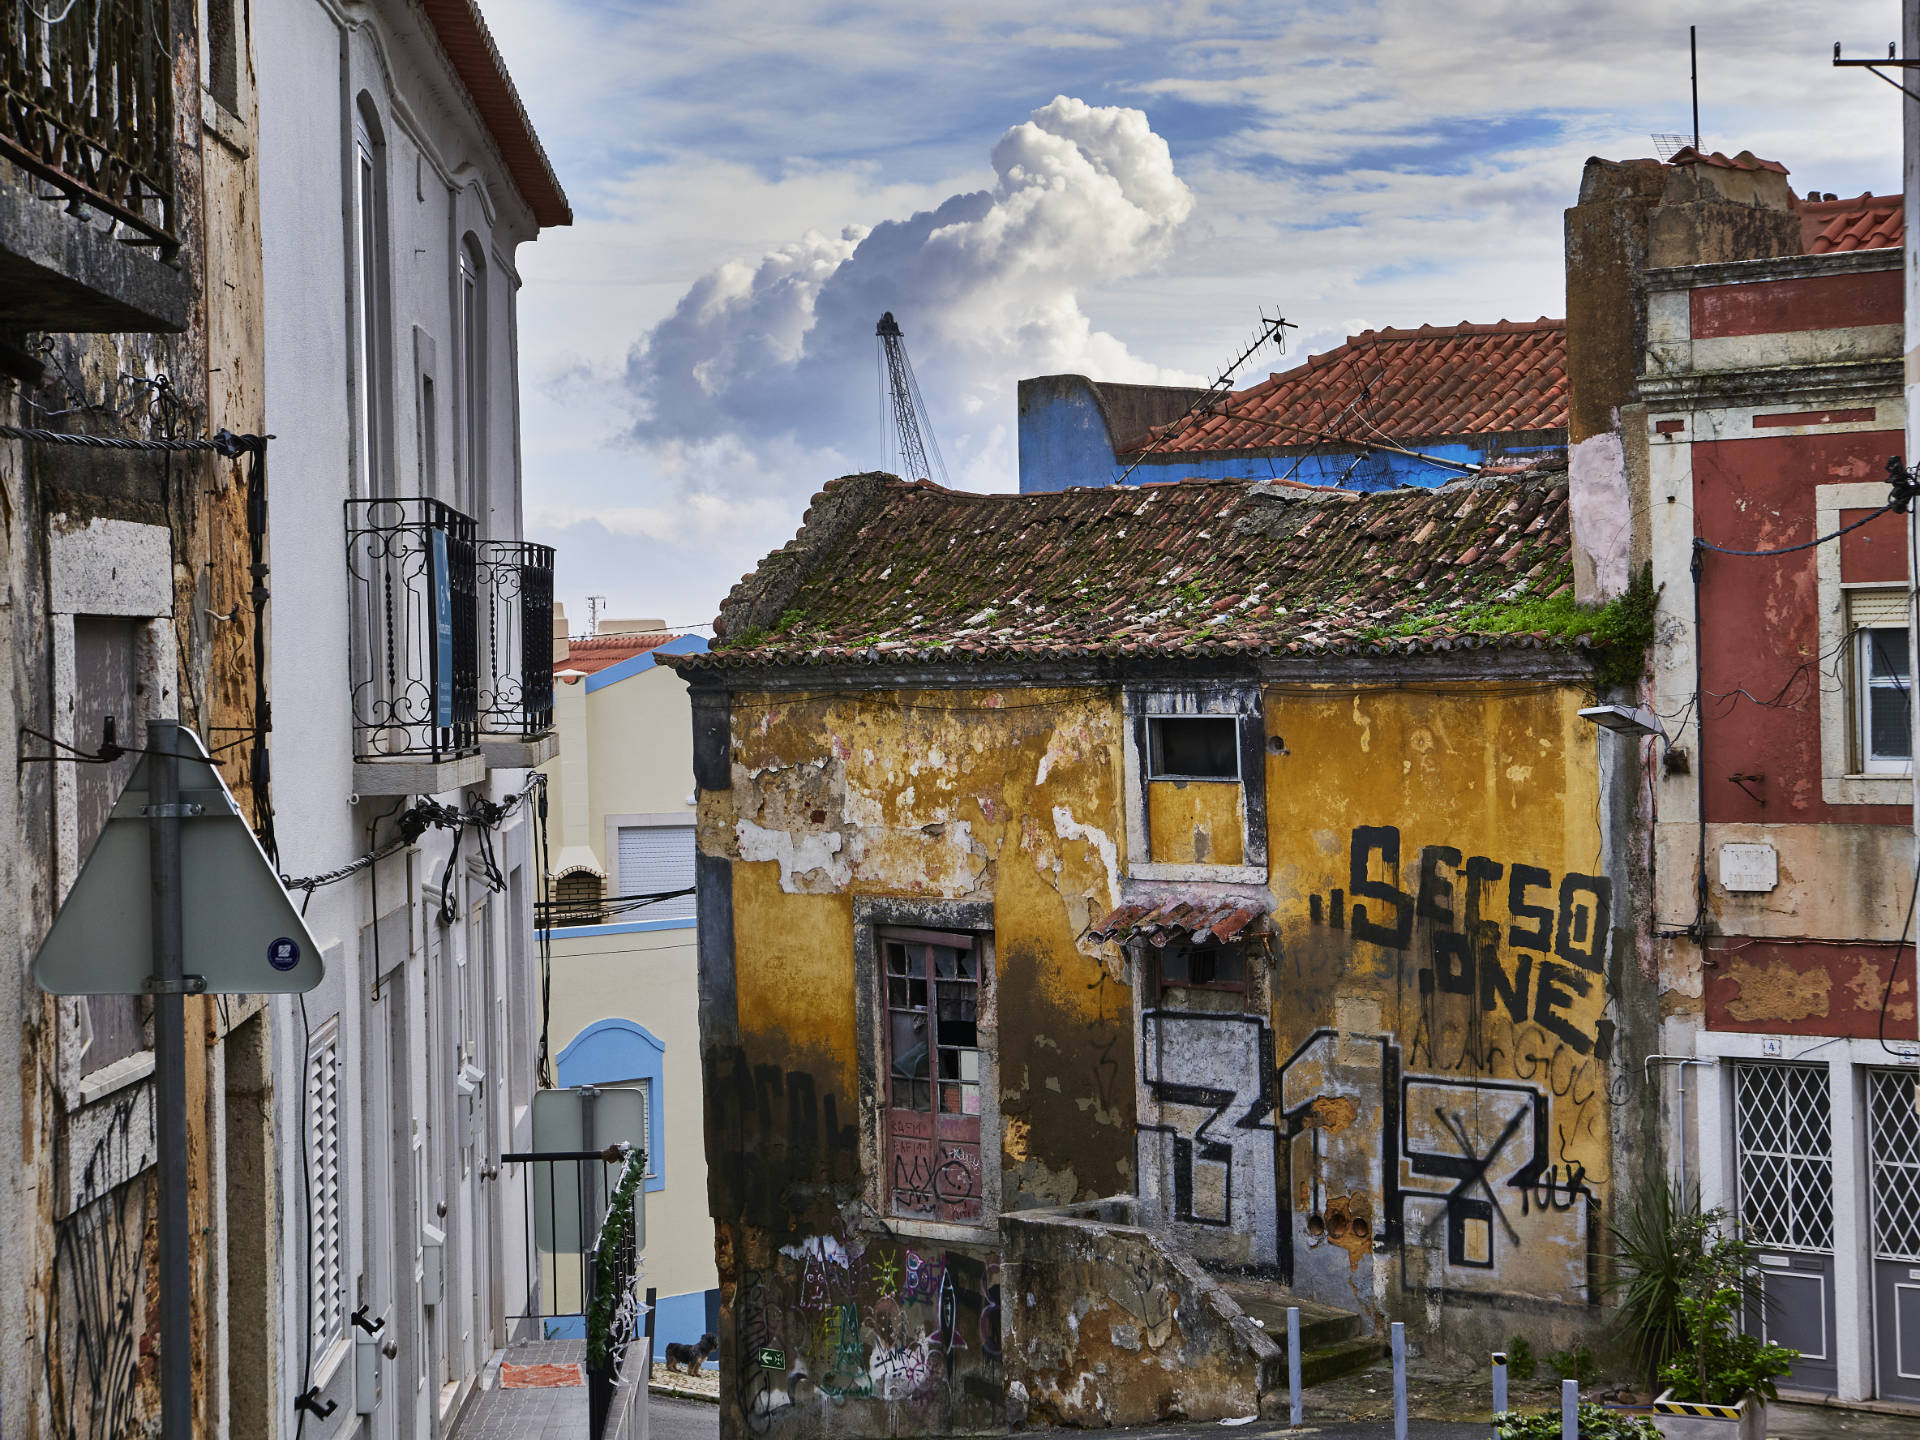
[1350, 826, 1413, 948]
[1417, 845, 1461, 925]
[1533, 960, 1594, 1054]
[1506, 864, 1554, 952]
[1433, 929, 1475, 996]
[1555, 873, 1611, 972]
[1463, 856, 1504, 940]
[1481, 951, 1532, 1026]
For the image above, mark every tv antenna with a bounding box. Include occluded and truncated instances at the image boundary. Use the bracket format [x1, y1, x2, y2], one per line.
[1113, 308, 1296, 485]
[586, 594, 607, 634]
[875, 312, 949, 486]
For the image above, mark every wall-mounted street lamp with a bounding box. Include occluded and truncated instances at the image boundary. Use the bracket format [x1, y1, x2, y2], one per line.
[1578, 703, 1665, 737]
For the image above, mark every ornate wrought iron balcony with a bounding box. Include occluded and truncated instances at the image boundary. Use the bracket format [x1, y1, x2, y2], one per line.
[2, 0, 179, 254]
[345, 498, 479, 765]
[477, 540, 555, 740]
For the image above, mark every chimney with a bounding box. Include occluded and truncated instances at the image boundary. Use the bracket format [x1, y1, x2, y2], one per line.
[552, 600, 569, 664]
[1564, 150, 1800, 444]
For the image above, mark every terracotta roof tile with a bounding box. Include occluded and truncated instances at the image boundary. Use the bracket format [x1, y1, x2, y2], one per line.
[1665, 146, 1790, 175]
[1131, 319, 1565, 457]
[669, 464, 1581, 673]
[557, 632, 679, 675]
[1088, 899, 1266, 946]
[1801, 191, 1903, 254]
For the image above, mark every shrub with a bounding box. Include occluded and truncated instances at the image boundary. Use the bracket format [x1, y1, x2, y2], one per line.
[1495, 1401, 1660, 1440]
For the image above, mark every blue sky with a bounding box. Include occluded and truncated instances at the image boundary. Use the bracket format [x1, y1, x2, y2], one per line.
[486, 0, 1904, 632]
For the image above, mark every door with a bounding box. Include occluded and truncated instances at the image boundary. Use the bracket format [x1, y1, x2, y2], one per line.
[1734, 1062, 1838, 1393]
[881, 929, 983, 1222]
[1869, 1068, 1920, 1401]
[387, 979, 425, 1440]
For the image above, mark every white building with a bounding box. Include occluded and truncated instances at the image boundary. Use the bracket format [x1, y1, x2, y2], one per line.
[539, 613, 719, 1357]
[257, 1, 568, 1433]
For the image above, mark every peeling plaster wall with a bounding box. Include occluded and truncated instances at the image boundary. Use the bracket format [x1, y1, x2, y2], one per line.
[701, 686, 1132, 1439]
[695, 669, 1642, 1434]
[1259, 683, 1631, 1354]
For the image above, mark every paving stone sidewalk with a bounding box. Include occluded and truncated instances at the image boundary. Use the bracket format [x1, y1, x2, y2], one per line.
[447, 1339, 589, 1440]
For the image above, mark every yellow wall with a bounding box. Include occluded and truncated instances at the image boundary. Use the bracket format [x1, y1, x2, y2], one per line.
[1263, 683, 1610, 1313]
[714, 687, 1134, 1219]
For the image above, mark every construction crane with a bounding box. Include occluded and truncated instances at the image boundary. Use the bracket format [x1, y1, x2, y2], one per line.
[875, 312, 949, 487]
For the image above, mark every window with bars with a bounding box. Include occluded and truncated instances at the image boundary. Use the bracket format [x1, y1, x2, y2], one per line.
[881, 929, 984, 1223]
[617, 826, 696, 922]
[1849, 590, 1911, 774]
[1734, 1062, 1833, 1253]
[1868, 1068, 1920, 1261]
[307, 1024, 347, 1355]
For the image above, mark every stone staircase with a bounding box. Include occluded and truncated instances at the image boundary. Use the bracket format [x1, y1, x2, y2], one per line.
[1001, 1198, 1382, 1427]
[1212, 1276, 1383, 1386]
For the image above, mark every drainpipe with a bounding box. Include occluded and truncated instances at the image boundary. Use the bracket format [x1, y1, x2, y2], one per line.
[1644, 1054, 1710, 1199]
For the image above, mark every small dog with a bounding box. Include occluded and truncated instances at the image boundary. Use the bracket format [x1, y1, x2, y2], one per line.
[663, 1332, 717, 1375]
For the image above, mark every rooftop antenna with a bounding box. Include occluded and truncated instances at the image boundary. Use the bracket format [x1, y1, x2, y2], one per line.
[1113, 309, 1296, 486]
[586, 594, 606, 634]
[1691, 24, 1699, 153]
[875, 312, 949, 486]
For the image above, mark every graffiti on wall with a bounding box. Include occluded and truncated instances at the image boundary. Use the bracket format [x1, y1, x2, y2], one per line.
[738, 1218, 1001, 1436]
[43, 1094, 151, 1440]
[1137, 823, 1619, 1310]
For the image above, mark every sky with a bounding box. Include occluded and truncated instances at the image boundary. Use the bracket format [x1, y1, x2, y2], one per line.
[485, 0, 1906, 634]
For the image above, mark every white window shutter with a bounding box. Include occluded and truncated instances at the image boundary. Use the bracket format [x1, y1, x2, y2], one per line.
[1849, 589, 1908, 628]
[307, 1026, 345, 1353]
[616, 826, 696, 922]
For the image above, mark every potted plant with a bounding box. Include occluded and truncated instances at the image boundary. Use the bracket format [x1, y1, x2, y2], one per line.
[1649, 1245, 1796, 1440]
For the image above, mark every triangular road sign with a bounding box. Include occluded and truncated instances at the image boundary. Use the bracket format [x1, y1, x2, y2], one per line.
[33, 727, 325, 995]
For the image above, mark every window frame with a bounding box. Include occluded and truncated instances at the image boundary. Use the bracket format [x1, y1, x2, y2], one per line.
[1815, 478, 1916, 804]
[1124, 685, 1267, 883]
[1147, 714, 1242, 781]
[458, 237, 486, 530]
[1850, 602, 1911, 775]
[1154, 941, 1251, 1001]
[351, 102, 392, 501]
[853, 899, 998, 1240]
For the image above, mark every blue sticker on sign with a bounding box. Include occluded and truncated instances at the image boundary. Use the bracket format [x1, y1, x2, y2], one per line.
[267, 937, 301, 972]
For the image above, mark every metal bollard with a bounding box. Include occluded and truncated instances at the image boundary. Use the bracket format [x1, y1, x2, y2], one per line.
[1287, 1306, 1302, 1427]
[1492, 1350, 1508, 1418]
[1561, 1378, 1578, 1440]
[1391, 1322, 1407, 1440]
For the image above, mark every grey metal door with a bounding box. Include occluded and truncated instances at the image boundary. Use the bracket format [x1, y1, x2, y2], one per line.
[1735, 1062, 1838, 1393]
[1869, 1068, 1920, 1401]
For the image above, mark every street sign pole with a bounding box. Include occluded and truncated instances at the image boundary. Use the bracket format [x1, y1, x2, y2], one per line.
[148, 721, 192, 1439]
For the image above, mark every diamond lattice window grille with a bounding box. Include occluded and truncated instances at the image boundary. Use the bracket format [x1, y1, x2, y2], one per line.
[1735, 1062, 1834, 1252]
[1868, 1068, 1920, 1261]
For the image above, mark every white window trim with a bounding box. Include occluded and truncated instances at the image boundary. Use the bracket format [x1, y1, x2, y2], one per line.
[1852, 610, 1911, 775]
[1815, 482, 1913, 804]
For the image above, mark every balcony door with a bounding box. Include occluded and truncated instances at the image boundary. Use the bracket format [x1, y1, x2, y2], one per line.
[881, 929, 983, 1223]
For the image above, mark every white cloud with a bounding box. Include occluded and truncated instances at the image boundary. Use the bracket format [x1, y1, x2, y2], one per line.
[494, 0, 1901, 627]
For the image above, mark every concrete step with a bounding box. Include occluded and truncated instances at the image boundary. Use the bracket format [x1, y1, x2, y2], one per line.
[1212, 1277, 1380, 1393]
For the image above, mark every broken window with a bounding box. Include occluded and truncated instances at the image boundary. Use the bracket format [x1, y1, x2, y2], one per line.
[1147, 715, 1239, 780]
[882, 928, 983, 1223]
[1157, 942, 1247, 995]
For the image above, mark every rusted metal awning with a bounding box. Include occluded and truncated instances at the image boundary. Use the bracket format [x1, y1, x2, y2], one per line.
[1087, 899, 1265, 947]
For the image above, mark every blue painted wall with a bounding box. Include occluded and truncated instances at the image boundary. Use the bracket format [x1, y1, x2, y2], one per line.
[1015, 374, 1559, 494]
[556, 1019, 668, 1195]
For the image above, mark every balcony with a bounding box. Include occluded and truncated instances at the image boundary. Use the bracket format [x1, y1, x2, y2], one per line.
[345, 498, 485, 795]
[0, 0, 192, 332]
[477, 540, 558, 768]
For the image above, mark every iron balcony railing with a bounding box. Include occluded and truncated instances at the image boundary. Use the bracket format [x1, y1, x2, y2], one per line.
[477, 540, 555, 739]
[345, 497, 479, 763]
[2, 0, 179, 254]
